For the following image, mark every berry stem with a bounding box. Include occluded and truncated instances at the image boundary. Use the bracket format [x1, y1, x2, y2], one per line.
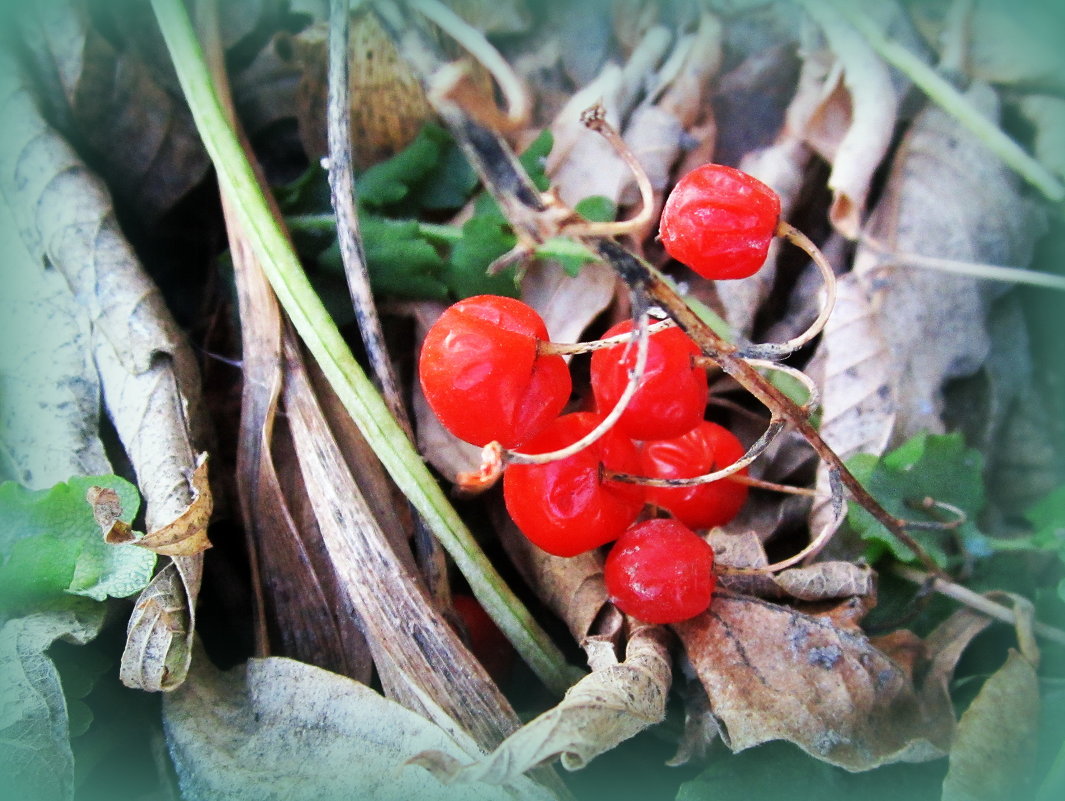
[505, 309, 652, 466]
[596, 239, 949, 579]
[537, 318, 675, 356]
[605, 417, 785, 488]
[735, 221, 838, 360]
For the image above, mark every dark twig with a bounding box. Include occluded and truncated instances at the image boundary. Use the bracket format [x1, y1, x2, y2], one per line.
[327, 0, 449, 602]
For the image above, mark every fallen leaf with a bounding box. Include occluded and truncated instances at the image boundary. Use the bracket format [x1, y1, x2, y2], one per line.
[799, 0, 907, 238]
[675, 591, 953, 770]
[809, 273, 897, 546]
[0, 604, 105, 801]
[411, 625, 671, 783]
[772, 561, 876, 601]
[851, 81, 1046, 441]
[16, 1, 209, 222]
[941, 650, 1040, 801]
[162, 647, 555, 801]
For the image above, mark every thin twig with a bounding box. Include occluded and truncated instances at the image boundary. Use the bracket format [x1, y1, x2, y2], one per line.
[327, 0, 449, 602]
[894, 564, 1065, 645]
[539, 317, 675, 356]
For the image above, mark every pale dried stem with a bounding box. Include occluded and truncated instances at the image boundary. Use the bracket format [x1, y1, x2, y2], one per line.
[727, 474, 818, 497]
[606, 418, 785, 488]
[539, 318, 675, 356]
[504, 311, 651, 466]
[894, 564, 1065, 646]
[719, 357, 821, 414]
[738, 221, 838, 360]
[561, 103, 656, 239]
[411, 0, 530, 128]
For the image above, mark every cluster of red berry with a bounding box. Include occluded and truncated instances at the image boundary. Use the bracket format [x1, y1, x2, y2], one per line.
[418, 163, 781, 624]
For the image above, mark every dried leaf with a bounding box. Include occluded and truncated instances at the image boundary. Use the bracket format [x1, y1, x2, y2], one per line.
[16, 1, 209, 221]
[121, 555, 202, 693]
[675, 592, 953, 770]
[113, 454, 211, 557]
[163, 648, 555, 801]
[0, 51, 210, 690]
[411, 626, 671, 784]
[809, 273, 897, 543]
[772, 561, 876, 601]
[800, 0, 906, 237]
[0, 605, 105, 801]
[0, 208, 110, 487]
[942, 650, 1040, 801]
[852, 82, 1046, 440]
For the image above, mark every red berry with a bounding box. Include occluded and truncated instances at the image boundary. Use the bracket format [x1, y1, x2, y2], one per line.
[503, 412, 646, 557]
[639, 420, 749, 530]
[419, 295, 571, 448]
[659, 163, 781, 280]
[590, 319, 708, 441]
[451, 594, 514, 681]
[604, 518, 716, 623]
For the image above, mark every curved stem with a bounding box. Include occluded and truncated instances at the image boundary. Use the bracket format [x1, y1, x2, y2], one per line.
[411, 0, 529, 128]
[560, 103, 656, 239]
[539, 317, 675, 356]
[606, 417, 785, 488]
[737, 221, 838, 360]
[505, 310, 651, 466]
[727, 474, 818, 497]
[701, 356, 822, 414]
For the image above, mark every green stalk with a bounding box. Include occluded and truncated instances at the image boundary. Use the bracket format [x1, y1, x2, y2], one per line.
[151, 0, 578, 694]
[814, 0, 1065, 203]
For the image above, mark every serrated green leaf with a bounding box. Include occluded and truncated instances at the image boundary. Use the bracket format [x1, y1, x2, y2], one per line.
[442, 215, 520, 299]
[356, 125, 448, 208]
[318, 215, 450, 301]
[0, 476, 156, 615]
[412, 136, 479, 211]
[845, 433, 987, 567]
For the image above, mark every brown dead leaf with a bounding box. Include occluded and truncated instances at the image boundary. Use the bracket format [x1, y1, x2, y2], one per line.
[411, 625, 671, 784]
[675, 591, 953, 770]
[941, 650, 1040, 801]
[772, 561, 875, 601]
[87, 485, 133, 543]
[16, 1, 209, 222]
[114, 454, 212, 557]
[852, 81, 1046, 441]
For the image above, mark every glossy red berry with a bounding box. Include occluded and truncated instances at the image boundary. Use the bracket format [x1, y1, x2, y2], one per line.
[639, 420, 749, 530]
[590, 319, 708, 441]
[659, 163, 781, 280]
[604, 518, 716, 624]
[419, 295, 571, 448]
[503, 412, 646, 557]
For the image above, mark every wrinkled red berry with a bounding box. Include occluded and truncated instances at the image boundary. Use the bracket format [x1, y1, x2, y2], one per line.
[503, 412, 646, 557]
[659, 163, 781, 280]
[640, 421, 749, 530]
[604, 518, 716, 624]
[419, 295, 571, 448]
[590, 319, 708, 441]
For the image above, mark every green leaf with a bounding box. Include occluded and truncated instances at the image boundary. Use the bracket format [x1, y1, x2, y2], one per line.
[442, 215, 520, 299]
[574, 194, 616, 223]
[0, 476, 156, 615]
[535, 237, 599, 277]
[518, 128, 553, 191]
[356, 124, 448, 208]
[845, 433, 987, 567]
[318, 215, 450, 301]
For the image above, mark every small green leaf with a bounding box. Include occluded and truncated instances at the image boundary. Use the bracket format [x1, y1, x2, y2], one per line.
[442, 215, 520, 299]
[355, 125, 447, 208]
[536, 237, 599, 277]
[0, 476, 156, 615]
[845, 433, 986, 566]
[518, 128, 553, 191]
[574, 195, 616, 223]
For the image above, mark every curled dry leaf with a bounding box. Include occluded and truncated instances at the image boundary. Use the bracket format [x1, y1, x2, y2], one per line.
[851, 81, 1046, 441]
[16, 1, 209, 222]
[163, 649, 555, 801]
[799, 0, 905, 238]
[0, 49, 210, 692]
[771, 561, 876, 602]
[102, 454, 212, 557]
[411, 625, 671, 785]
[674, 592, 955, 770]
